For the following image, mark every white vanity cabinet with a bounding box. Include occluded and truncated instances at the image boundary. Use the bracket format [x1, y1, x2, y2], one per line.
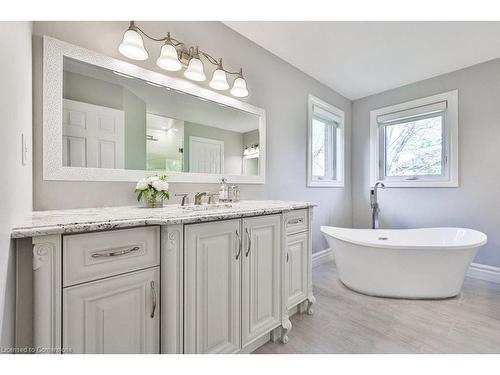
[284, 209, 314, 314]
[184, 219, 242, 354]
[63, 268, 160, 354]
[286, 232, 308, 307]
[16, 203, 315, 354]
[242, 215, 281, 347]
[184, 214, 281, 354]
[60, 226, 160, 354]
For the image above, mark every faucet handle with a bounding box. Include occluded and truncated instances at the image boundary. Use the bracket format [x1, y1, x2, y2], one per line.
[207, 192, 219, 205]
[175, 193, 189, 206]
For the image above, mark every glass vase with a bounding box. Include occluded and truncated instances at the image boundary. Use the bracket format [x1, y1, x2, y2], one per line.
[142, 194, 164, 208]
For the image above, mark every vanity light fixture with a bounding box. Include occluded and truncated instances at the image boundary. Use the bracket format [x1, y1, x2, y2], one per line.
[156, 35, 182, 71]
[209, 59, 230, 90]
[118, 24, 149, 61]
[230, 69, 249, 98]
[184, 47, 206, 82]
[118, 21, 249, 97]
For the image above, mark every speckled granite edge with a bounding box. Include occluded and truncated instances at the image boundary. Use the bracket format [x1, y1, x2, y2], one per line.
[11, 201, 315, 238]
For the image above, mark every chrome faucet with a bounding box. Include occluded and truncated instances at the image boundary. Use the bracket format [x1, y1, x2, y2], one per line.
[370, 182, 385, 229]
[206, 192, 218, 205]
[194, 192, 207, 205]
[175, 193, 189, 206]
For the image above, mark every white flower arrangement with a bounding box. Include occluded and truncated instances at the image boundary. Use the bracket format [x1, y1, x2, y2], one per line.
[135, 175, 170, 208]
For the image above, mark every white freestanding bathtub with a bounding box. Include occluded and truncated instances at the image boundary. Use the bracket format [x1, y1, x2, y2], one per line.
[321, 226, 487, 299]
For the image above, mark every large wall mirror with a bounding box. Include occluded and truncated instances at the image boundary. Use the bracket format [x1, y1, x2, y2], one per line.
[43, 36, 266, 183]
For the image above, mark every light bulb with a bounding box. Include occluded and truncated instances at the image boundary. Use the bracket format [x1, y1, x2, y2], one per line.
[156, 43, 182, 71]
[118, 29, 148, 61]
[209, 69, 229, 90]
[230, 76, 249, 97]
[184, 57, 206, 81]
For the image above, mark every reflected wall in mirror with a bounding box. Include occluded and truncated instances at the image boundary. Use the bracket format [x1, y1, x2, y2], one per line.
[62, 57, 260, 177]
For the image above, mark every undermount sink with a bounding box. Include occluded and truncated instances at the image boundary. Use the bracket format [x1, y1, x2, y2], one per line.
[181, 203, 233, 211]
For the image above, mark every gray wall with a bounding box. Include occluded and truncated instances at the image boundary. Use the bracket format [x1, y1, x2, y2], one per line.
[352, 57, 500, 268]
[243, 129, 259, 147]
[0, 22, 33, 348]
[32, 21, 353, 253]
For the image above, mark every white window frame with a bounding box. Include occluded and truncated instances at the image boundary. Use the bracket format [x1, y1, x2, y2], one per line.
[307, 94, 345, 187]
[369, 90, 458, 188]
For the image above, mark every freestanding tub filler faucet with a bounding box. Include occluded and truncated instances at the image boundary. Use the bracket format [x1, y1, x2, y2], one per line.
[370, 182, 385, 229]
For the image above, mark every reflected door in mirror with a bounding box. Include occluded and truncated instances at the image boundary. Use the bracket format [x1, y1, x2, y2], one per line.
[63, 99, 125, 168]
[189, 136, 224, 174]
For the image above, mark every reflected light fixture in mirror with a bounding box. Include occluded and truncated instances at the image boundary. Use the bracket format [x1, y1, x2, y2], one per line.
[118, 21, 248, 97]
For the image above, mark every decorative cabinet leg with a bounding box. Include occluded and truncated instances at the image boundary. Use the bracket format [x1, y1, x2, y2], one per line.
[270, 327, 281, 343]
[280, 319, 292, 344]
[306, 296, 316, 315]
[32, 235, 62, 353]
[298, 301, 307, 314]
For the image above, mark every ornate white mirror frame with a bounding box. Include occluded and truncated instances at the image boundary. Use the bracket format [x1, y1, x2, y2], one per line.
[43, 36, 266, 184]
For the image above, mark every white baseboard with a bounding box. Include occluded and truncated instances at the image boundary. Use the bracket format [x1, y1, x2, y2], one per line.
[312, 248, 334, 268]
[467, 263, 500, 284]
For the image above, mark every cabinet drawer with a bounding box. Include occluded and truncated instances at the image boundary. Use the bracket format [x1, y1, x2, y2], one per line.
[285, 209, 308, 235]
[63, 226, 160, 287]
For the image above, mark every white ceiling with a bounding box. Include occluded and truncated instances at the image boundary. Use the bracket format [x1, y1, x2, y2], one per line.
[224, 21, 500, 100]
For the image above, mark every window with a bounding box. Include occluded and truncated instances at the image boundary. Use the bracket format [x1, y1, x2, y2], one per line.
[370, 90, 458, 187]
[307, 95, 344, 187]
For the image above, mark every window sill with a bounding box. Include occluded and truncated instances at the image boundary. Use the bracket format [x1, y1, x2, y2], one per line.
[308, 180, 345, 188]
[374, 179, 459, 188]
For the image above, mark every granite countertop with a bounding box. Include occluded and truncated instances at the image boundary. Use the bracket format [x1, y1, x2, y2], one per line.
[11, 200, 315, 238]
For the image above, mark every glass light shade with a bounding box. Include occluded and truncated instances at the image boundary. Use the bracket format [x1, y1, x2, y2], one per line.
[230, 77, 249, 97]
[209, 69, 230, 90]
[118, 29, 148, 61]
[156, 43, 182, 71]
[184, 58, 206, 81]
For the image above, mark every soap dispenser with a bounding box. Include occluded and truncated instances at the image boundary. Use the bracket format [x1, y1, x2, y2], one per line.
[219, 178, 228, 201]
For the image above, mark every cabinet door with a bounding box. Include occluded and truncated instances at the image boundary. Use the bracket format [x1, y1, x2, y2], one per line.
[63, 268, 160, 354]
[242, 215, 281, 347]
[184, 219, 241, 354]
[286, 232, 308, 308]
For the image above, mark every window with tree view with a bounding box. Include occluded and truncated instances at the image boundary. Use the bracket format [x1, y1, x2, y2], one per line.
[312, 116, 336, 180]
[383, 114, 444, 177]
[307, 95, 344, 187]
[370, 90, 458, 187]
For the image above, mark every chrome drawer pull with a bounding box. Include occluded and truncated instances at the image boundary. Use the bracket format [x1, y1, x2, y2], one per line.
[90, 246, 140, 258]
[288, 218, 304, 225]
[235, 230, 242, 260]
[150, 281, 157, 318]
[245, 228, 251, 257]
